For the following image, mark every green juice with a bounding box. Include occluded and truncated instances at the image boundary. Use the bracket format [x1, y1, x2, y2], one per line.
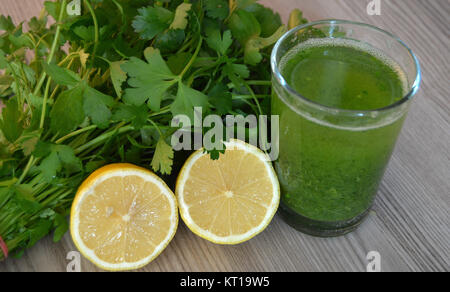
[272, 39, 408, 231]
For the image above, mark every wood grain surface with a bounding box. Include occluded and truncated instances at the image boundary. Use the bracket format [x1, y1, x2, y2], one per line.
[0, 0, 449, 272]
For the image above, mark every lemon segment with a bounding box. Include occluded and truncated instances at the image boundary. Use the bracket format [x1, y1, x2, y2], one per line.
[176, 139, 280, 244]
[70, 164, 178, 271]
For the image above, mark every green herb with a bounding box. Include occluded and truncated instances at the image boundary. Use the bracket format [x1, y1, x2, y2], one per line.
[0, 0, 304, 261]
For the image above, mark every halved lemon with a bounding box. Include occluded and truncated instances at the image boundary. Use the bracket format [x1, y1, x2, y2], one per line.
[176, 139, 280, 244]
[70, 164, 178, 271]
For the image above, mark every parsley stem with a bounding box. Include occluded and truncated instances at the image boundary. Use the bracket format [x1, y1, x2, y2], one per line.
[16, 156, 35, 185]
[0, 178, 17, 187]
[149, 106, 171, 117]
[226, 0, 236, 23]
[40, 189, 73, 207]
[57, 52, 78, 67]
[84, 0, 99, 64]
[55, 125, 98, 145]
[34, 186, 62, 203]
[39, 76, 51, 129]
[148, 119, 163, 136]
[112, 0, 125, 25]
[246, 80, 272, 86]
[177, 38, 193, 54]
[34, 31, 51, 54]
[33, 0, 67, 96]
[244, 82, 263, 116]
[95, 55, 111, 65]
[232, 94, 270, 100]
[48, 84, 60, 101]
[46, 0, 67, 65]
[179, 37, 203, 79]
[74, 125, 134, 154]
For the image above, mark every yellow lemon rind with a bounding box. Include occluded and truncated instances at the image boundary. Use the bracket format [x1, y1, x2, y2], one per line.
[176, 139, 280, 245]
[70, 163, 178, 271]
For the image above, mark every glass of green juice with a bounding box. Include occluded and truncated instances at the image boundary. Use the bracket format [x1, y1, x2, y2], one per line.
[271, 20, 421, 237]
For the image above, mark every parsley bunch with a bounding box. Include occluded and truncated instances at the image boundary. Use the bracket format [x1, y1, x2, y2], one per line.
[0, 0, 303, 260]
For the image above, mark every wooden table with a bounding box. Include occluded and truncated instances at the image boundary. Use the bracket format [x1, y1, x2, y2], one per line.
[0, 0, 448, 272]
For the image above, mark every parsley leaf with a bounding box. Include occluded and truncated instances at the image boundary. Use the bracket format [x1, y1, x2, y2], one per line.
[235, 0, 258, 9]
[245, 3, 283, 37]
[73, 25, 96, 42]
[155, 29, 185, 54]
[170, 3, 192, 30]
[288, 9, 309, 30]
[228, 9, 261, 44]
[0, 50, 7, 69]
[55, 145, 83, 174]
[0, 98, 23, 143]
[0, 15, 15, 32]
[206, 29, 233, 55]
[35, 142, 82, 181]
[229, 9, 286, 65]
[50, 85, 85, 135]
[167, 52, 192, 75]
[42, 62, 80, 87]
[122, 48, 177, 111]
[52, 213, 69, 242]
[244, 26, 286, 65]
[113, 104, 149, 129]
[224, 62, 250, 88]
[43, 1, 63, 19]
[205, 0, 230, 20]
[110, 61, 127, 98]
[208, 83, 232, 115]
[83, 86, 115, 129]
[32, 140, 52, 158]
[38, 151, 61, 182]
[27, 219, 53, 248]
[13, 184, 41, 212]
[171, 82, 209, 121]
[21, 134, 40, 156]
[151, 137, 174, 175]
[207, 146, 226, 161]
[132, 6, 174, 40]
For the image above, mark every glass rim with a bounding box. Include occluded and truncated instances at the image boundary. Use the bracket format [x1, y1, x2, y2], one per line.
[271, 19, 422, 115]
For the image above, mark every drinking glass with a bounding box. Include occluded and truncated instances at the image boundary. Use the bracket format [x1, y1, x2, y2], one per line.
[271, 20, 421, 237]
